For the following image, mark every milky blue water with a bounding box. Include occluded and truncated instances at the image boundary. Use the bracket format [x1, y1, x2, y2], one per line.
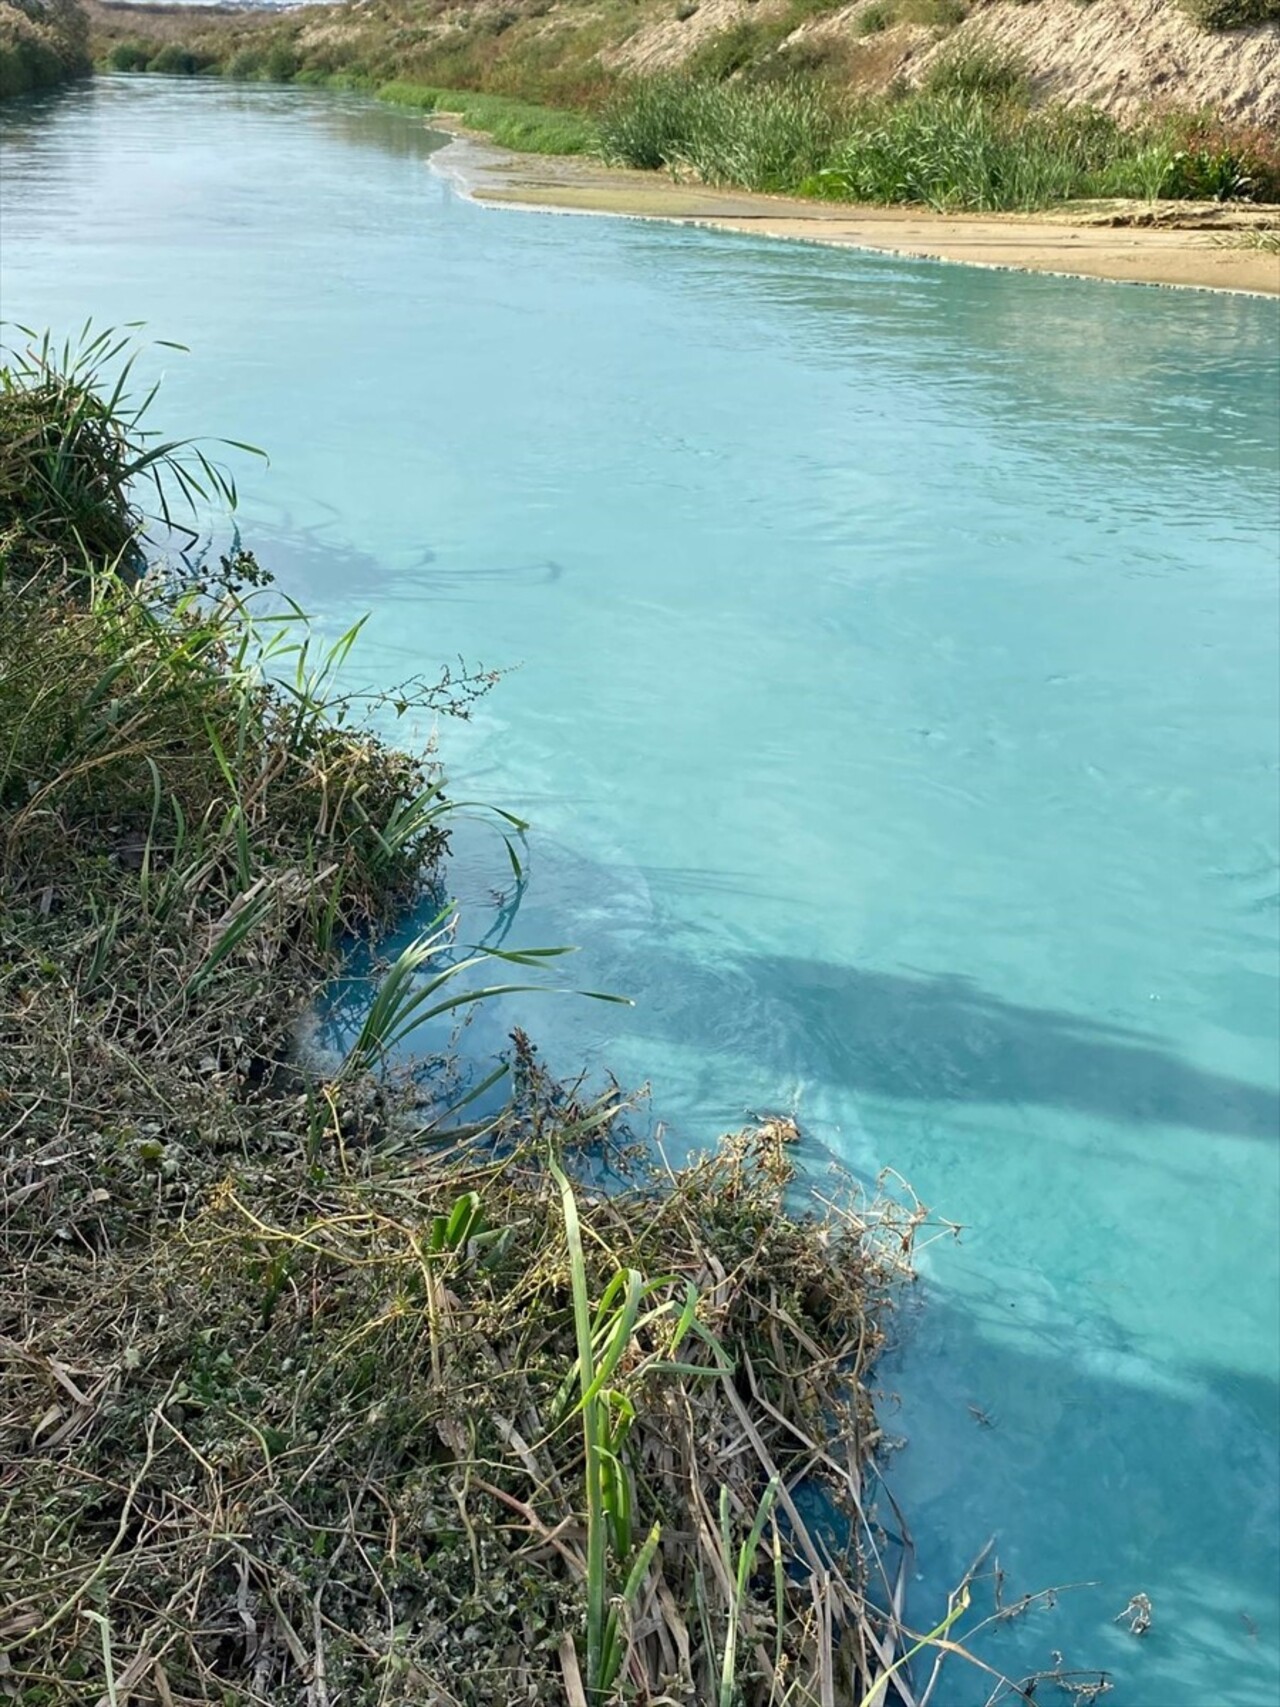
[3, 76, 1278, 1705]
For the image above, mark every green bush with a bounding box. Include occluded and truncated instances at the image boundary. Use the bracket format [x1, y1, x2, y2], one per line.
[225, 46, 266, 80]
[1179, 0, 1279, 27]
[897, 0, 968, 22]
[684, 18, 777, 79]
[822, 93, 1174, 209]
[922, 45, 1032, 102]
[856, 2, 896, 32]
[599, 74, 1277, 209]
[262, 41, 301, 82]
[600, 76, 847, 191]
[147, 43, 211, 77]
[0, 31, 58, 97]
[596, 74, 703, 168]
[0, 0, 89, 99]
[106, 40, 152, 73]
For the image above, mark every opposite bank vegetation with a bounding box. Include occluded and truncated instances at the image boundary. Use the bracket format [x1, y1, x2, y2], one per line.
[0, 0, 88, 97]
[0, 333, 1123, 1706]
[11, 0, 1272, 212]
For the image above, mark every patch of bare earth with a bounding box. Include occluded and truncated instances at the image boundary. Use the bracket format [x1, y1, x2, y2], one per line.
[604, 0, 757, 73]
[796, 0, 1280, 125]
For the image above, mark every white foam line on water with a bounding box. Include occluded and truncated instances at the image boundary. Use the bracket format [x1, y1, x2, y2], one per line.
[423, 127, 1278, 299]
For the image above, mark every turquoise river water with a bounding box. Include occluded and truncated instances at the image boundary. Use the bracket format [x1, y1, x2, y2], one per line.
[2, 77, 1278, 1706]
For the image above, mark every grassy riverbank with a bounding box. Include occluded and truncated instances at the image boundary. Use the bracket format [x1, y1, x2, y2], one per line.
[596, 62, 1280, 204]
[4, 332, 1060, 1705]
[378, 79, 595, 153]
[86, 0, 1280, 211]
[0, 0, 89, 96]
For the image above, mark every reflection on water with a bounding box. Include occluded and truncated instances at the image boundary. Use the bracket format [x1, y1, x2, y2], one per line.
[3, 75, 1278, 1707]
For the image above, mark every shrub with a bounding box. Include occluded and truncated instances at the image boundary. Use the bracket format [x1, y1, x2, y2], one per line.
[897, 0, 968, 23]
[225, 46, 266, 80]
[1162, 120, 1280, 201]
[600, 75, 847, 190]
[597, 74, 703, 167]
[0, 0, 89, 98]
[106, 39, 152, 73]
[856, 1, 896, 32]
[1179, 0, 1279, 27]
[684, 18, 772, 79]
[262, 41, 301, 82]
[823, 93, 1139, 208]
[922, 44, 1032, 101]
[147, 43, 212, 77]
[599, 72, 1278, 208]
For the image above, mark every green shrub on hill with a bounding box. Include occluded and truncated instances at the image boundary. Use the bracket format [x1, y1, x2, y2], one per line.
[1180, 0, 1279, 28]
[106, 39, 151, 72]
[0, 0, 89, 98]
[147, 41, 219, 76]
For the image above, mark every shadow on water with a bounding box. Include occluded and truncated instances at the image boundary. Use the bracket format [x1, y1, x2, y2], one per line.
[873, 1286, 1280, 1704]
[354, 830, 1279, 1147]
[304, 757, 1280, 1703]
[215, 511, 564, 613]
[324, 892, 1280, 1700]
[614, 948, 1280, 1143]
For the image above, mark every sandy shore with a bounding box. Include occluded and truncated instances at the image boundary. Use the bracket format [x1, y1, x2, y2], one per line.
[433, 130, 1280, 296]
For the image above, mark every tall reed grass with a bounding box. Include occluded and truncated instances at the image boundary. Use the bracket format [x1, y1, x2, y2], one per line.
[598, 74, 1280, 208]
[598, 74, 844, 191]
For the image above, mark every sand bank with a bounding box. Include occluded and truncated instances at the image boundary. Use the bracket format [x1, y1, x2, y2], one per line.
[433, 131, 1280, 295]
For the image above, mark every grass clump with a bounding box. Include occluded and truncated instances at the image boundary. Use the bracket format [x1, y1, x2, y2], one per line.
[600, 74, 1280, 206]
[922, 43, 1032, 103]
[1213, 224, 1280, 249]
[0, 0, 88, 98]
[1179, 0, 1279, 27]
[599, 75, 848, 191]
[1, 329, 1058, 1705]
[856, 2, 896, 33]
[144, 40, 216, 77]
[0, 327, 243, 575]
[377, 80, 596, 152]
[817, 92, 1168, 209]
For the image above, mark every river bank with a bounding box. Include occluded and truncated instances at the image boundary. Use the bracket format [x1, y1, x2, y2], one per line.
[0, 331, 989, 1705]
[437, 124, 1280, 293]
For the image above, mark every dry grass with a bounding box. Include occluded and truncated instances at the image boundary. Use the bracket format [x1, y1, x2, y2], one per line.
[0, 1055, 936, 1704]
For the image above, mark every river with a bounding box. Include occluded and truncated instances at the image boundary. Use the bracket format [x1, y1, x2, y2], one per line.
[2, 75, 1278, 1705]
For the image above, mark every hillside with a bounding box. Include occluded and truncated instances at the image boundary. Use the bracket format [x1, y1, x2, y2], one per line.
[88, 0, 1280, 128]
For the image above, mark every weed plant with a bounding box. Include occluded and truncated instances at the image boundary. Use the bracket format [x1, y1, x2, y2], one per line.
[599, 73, 1280, 206]
[377, 80, 596, 152]
[599, 75, 849, 190]
[1178, 0, 1279, 26]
